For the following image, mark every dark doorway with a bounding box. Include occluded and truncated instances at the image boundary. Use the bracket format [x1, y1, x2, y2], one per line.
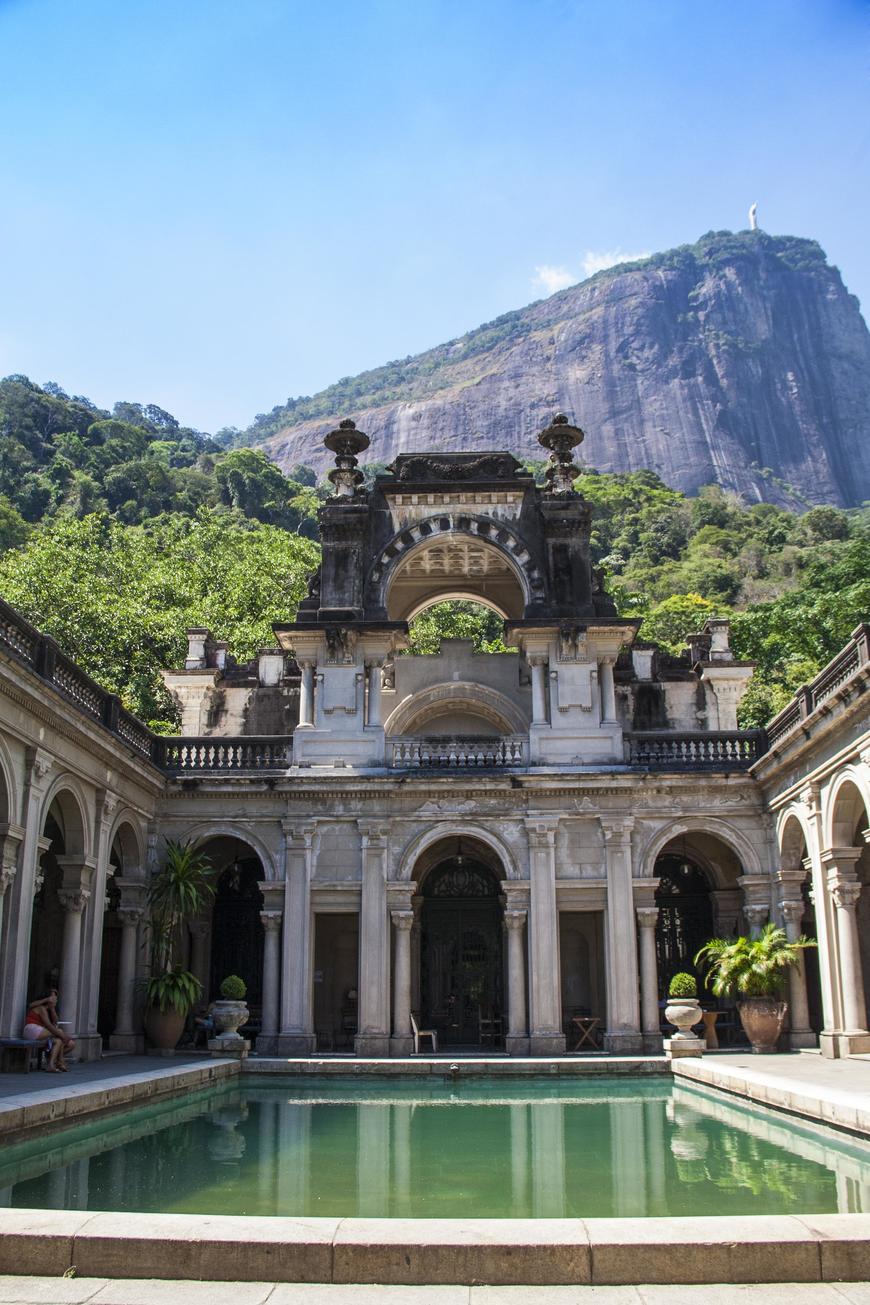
[28, 813, 64, 999]
[209, 856, 264, 1005]
[654, 854, 714, 996]
[420, 859, 503, 1047]
[313, 913, 359, 1051]
[801, 876, 823, 1034]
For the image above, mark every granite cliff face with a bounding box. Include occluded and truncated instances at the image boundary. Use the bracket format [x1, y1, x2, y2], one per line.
[251, 232, 870, 507]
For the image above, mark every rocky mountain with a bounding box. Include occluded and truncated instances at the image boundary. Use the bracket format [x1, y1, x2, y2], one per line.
[246, 231, 870, 508]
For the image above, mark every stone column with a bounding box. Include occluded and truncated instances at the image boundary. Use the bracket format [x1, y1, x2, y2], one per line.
[780, 897, 815, 1049]
[411, 894, 422, 1015]
[79, 790, 118, 1062]
[600, 818, 642, 1054]
[0, 749, 54, 1039]
[58, 876, 92, 1041]
[390, 910, 414, 1055]
[0, 825, 23, 980]
[825, 850, 870, 1051]
[636, 906, 661, 1051]
[504, 909, 529, 1054]
[277, 822, 315, 1054]
[366, 661, 384, 729]
[356, 822, 391, 1055]
[259, 911, 283, 1053]
[298, 661, 315, 728]
[599, 657, 617, 724]
[111, 907, 143, 1051]
[802, 785, 843, 1054]
[529, 657, 548, 726]
[525, 820, 564, 1054]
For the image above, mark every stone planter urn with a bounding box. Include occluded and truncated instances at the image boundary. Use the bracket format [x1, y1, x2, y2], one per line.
[738, 997, 787, 1053]
[665, 997, 702, 1040]
[212, 999, 249, 1041]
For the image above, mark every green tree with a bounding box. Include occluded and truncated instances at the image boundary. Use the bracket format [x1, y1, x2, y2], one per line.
[639, 594, 721, 655]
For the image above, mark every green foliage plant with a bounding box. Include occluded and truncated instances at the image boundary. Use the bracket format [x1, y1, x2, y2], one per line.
[145, 967, 202, 1016]
[147, 840, 216, 1014]
[694, 923, 816, 1000]
[667, 972, 698, 999]
[219, 974, 247, 1000]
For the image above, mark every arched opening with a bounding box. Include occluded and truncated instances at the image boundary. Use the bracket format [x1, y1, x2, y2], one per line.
[200, 837, 265, 1010]
[654, 854, 715, 994]
[27, 790, 87, 1006]
[829, 780, 870, 1019]
[385, 533, 527, 623]
[28, 811, 65, 999]
[779, 813, 822, 1036]
[418, 837, 505, 1048]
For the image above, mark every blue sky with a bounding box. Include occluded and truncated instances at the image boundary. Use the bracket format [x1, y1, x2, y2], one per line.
[1, 0, 868, 433]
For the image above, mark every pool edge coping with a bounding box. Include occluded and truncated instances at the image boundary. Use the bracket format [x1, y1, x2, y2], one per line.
[1, 1209, 869, 1285]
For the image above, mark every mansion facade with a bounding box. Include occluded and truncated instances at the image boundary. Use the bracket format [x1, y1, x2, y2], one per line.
[0, 417, 868, 1062]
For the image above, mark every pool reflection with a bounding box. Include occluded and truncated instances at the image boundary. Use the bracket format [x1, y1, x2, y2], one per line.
[1, 1079, 869, 1218]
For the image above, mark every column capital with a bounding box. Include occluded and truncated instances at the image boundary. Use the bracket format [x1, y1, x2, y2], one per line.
[95, 788, 119, 827]
[504, 909, 527, 931]
[527, 653, 549, 667]
[780, 899, 805, 925]
[281, 820, 315, 847]
[391, 910, 414, 931]
[743, 903, 769, 929]
[635, 906, 659, 929]
[24, 746, 54, 789]
[188, 917, 210, 939]
[524, 818, 558, 848]
[599, 816, 635, 842]
[831, 877, 862, 912]
[358, 820, 390, 849]
[58, 887, 90, 914]
[260, 910, 283, 933]
[117, 908, 143, 929]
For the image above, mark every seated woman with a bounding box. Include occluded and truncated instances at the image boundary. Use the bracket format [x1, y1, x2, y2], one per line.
[23, 990, 75, 1071]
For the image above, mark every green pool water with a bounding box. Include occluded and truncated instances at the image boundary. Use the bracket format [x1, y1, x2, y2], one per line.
[3, 1076, 870, 1218]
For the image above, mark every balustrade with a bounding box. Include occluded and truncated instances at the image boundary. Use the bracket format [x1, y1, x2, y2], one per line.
[390, 735, 527, 769]
[624, 730, 764, 769]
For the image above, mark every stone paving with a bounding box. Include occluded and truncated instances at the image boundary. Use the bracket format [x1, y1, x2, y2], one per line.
[0, 1277, 869, 1303]
[0, 1056, 210, 1101]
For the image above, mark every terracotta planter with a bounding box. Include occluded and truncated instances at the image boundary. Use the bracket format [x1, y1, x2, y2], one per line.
[738, 997, 787, 1053]
[144, 1005, 186, 1051]
[665, 998, 702, 1040]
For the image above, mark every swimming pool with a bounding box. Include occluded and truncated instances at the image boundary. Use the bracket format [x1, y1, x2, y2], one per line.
[2, 1075, 869, 1218]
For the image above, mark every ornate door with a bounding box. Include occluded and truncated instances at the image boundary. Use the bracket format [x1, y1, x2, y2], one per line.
[420, 861, 503, 1045]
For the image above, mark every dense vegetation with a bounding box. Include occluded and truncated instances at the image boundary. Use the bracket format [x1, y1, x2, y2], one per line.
[224, 231, 832, 449]
[0, 375, 866, 732]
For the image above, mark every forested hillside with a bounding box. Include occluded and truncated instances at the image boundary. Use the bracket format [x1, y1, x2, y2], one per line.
[0, 376, 867, 732]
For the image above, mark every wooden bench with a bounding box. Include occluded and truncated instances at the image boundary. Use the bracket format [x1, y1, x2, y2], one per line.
[0, 1038, 47, 1072]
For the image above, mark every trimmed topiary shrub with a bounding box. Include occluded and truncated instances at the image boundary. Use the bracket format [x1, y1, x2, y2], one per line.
[219, 974, 247, 1000]
[668, 972, 698, 999]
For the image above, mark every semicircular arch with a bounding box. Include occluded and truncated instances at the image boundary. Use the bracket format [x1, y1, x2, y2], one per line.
[385, 681, 528, 736]
[370, 515, 544, 622]
[0, 737, 17, 825]
[824, 768, 870, 848]
[637, 816, 762, 883]
[39, 774, 91, 859]
[396, 820, 521, 883]
[168, 822, 280, 881]
[777, 808, 812, 871]
[108, 811, 147, 877]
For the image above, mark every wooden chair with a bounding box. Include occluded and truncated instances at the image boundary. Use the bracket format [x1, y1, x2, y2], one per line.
[410, 1012, 438, 1054]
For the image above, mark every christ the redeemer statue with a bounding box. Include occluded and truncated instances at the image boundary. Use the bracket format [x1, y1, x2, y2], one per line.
[749, 202, 758, 231]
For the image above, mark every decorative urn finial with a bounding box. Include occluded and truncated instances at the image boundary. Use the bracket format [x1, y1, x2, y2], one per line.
[538, 413, 584, 495]
[324, 418, 370, 497]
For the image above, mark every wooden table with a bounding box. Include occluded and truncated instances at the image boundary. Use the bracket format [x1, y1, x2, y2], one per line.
[570, 1016, 601, 1051]
[701, 1010, 720, 1049]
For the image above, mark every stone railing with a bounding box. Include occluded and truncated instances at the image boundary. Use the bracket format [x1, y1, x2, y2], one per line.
[156, 737, 292, 773]
[766, 623, 870, 747]
[0, 597, 156, 762]
[624, 730, 766, 769]
[390, 736, 527, 769]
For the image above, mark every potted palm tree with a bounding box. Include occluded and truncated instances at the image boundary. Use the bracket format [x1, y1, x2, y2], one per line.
[695, 923, 816, 1054]
[144, 839, 216, 1051]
